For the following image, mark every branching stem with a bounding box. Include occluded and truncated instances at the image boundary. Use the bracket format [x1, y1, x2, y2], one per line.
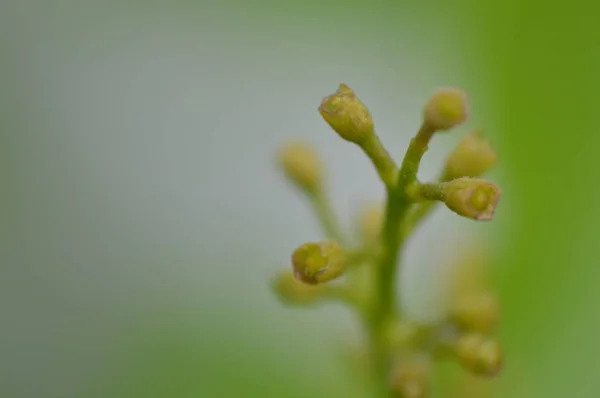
[308, 191, 348, 245]
[367, 123, 437, 383]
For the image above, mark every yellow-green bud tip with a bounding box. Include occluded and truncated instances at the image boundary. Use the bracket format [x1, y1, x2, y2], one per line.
[292, 242, 347, 284]
[389, 359, 430, 398]
[455, 333, 503, 377]
[318, 84, 375, 144]
[277, 141, 323, 193]
[451, 291, 500, 334]
[443, 177, 501, 221]
[357, 202, 384, 243]
[445, 130, 498, 180]
[423, 87, 469, 131]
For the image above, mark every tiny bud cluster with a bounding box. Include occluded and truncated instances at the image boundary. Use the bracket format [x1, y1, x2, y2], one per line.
[272, 84, 504, 397]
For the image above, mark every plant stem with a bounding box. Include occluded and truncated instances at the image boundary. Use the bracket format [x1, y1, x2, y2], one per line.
[308, 191, 347, 244]
[377, 123, 435, 317]
[398, 124, 436, 183]
[368, 123, 437, 386]
[361, 134, 398, 189]
[402, 171, 449, 238]
[376, 187, 407, 321]
[402, 201, 437, 237]
[407, 182, 446, 202]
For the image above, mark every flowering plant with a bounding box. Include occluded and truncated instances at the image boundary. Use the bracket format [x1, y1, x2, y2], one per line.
[273, 84, 502, 397]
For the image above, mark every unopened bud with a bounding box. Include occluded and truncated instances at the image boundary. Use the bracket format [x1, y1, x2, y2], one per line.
[451, 291, 500, 334]
[443, 177, 501, 221]
[455, 333, 502, 377]
[292, 242, 347, 284]
[423, 88, 469, 132]
[357, 202, 384, 243]
[278, 141, 323, 193]
[389, 358, 430, 398]
[445, 130, 498, 180]
[271, 271, 326, 305]
[447, 246, 491, 298]
[384, 319, 419, 351]
[318, 84, 375, 144]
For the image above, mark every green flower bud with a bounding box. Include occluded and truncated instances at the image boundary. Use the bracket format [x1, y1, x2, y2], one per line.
[442, 177, 501, 221]
[318, 84, 375, 144]
[383, 319, 419, 351]
[451, 291, 500, 334]
[446, 246, 491, 299]
[423, 87, 469, 132]
[357, 202, 384, 243]
[278, 141, 323, 194]
[455, 333, 502, 377]
[292, 242, 347, 285]
[445, 130, 498, 180]
[389, 358, 430, 398]
[271, 271, 326, 306]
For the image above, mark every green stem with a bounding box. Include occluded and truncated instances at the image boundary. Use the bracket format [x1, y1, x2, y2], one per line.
[361, 134, 398, 189]
[398, 124, 436, 187]
[402, 201, 437, 237]
[406, 182, 446, 202]
[402, 171, 449, 238]
[321, 285, 362, 307]
[376, 188, 406, 320]
[346, 247, 380, 267]
[308, 191, 347, 244]
[367, 123, 437, 383]
[377, 124, 435, 316]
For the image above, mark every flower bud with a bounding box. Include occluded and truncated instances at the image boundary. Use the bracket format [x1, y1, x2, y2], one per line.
[446, 245, 491, 299]
[318, 84, 375, 144]
[278, 141, 323, 194]
[292, 242, 347, 284]
[451, 291, 500, 334]
[423, 88, 469, 131]
[271, 271, 326, 305]
[389, 358, 430, 398]
[384, 319, 419, 351]
[445, 130, 498, 180]
[442, 177, 501, 221]
[454, 333, 502, 377]
[357, 202, 384, 243]
[445, 371, 492, 398]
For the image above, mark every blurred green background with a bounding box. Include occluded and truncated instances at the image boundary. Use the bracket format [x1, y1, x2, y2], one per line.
[1, 1, 599, 397]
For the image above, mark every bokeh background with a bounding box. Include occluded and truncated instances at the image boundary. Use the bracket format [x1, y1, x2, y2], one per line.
[2, 1, 599, 397]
